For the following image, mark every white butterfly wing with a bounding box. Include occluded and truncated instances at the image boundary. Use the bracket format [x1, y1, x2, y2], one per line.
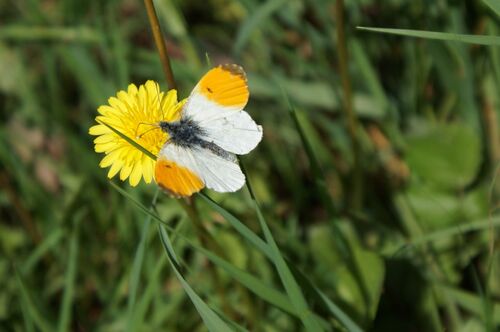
[182, 64, 263, 155]
[159, 143, 245, 193]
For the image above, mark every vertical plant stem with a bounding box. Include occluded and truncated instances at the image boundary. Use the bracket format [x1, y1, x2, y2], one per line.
[334, 0, 363, 210]
[143, 0, 177, 90]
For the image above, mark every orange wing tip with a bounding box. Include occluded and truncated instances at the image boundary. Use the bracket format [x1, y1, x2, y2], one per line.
[155, 159, 204, 197]
[197, 64, 249, 108]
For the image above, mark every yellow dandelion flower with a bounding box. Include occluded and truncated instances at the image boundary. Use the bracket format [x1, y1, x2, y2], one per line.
[89, 80, 186, 187]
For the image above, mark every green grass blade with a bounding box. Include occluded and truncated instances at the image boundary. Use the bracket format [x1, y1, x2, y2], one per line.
[393, 216, 500, 254]
[15, 268, 54, 332]
[192, 239, 296, 316]
[111, 181, 354, 327]
[57, 213, 82, 332]
[238, 160, 323, 331]
[158, 225, 234, 332]
[211, 306, 249, 332]
[446, 286, 500, 324]
[126, 189, 160, 332]
[197, 192, 272, 260]
[22, 229, 64, 274]
[108, 182, 172, 227]
[285, 95, 336, 217]
[20, 299, 35, 332]
[233, 0, 287, 55]
[198, 178, 359, 330]
[252, 200, 323, 332]
[111, 184, 301, 318]
[58, 46, 113, 107]
[316, 287, 364, 332]
[483, 0, 500, 17]
[98, 121, 157, 161]
[357, 27, 500, 45]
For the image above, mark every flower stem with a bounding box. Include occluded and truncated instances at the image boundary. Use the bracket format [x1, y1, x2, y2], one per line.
[143, 0, 177, 90]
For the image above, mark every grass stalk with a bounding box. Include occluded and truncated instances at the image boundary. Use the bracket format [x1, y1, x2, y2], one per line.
[334, 0, 363, 210]
[143, 0, 177, 90]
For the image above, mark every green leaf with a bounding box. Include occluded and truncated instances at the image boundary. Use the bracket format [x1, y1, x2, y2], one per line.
[483, 0, 500, 17]
[309, 223, 385, 324]
[158, 225, 234, 332]
[358, 27, 500, 46]
[406, 123, 480, 190]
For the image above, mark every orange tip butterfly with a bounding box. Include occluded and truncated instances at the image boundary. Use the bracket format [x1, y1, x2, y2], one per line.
[154, 64, 263, 197]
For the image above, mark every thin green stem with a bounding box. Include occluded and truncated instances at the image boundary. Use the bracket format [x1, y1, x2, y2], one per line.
[334, 0, 362, 210]
[143, 0, 177, 90]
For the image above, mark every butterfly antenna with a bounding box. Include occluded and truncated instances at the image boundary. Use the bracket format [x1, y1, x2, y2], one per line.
[157, 84, 167, 121]
[135, 122, 159, 139]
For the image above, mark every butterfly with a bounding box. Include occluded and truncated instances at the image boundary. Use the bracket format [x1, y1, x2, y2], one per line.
[154, 64, 263, 197]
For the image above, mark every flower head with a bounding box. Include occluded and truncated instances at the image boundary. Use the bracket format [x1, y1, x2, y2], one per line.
[89, 80, 186, 186]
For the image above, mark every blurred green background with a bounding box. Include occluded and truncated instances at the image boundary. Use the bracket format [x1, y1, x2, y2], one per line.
[1, 0, 500, 331]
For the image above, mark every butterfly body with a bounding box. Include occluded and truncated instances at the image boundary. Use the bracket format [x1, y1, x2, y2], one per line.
[154, 64, 262, 197]
[159, 118, 205, 148]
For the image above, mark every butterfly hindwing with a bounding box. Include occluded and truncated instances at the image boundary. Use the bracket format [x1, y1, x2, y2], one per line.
[155, 153, 204, 197]
[156, 143, 245, 195]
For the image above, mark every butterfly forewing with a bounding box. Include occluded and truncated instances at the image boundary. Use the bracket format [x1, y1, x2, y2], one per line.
[183, 65, 263, 155]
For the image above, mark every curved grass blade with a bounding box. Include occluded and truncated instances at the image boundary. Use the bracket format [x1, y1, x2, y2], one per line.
[357, 27, 500, 46]
[197, 192, 272, 260]
[198, 182, 361, 330]
[22, 229, 64, 274]
[483, 0, 500, 17]
[15, 267, 54, 332]
[158, 225, 233, 332]
[316, 287, 364, 332]
[98, 120, 157, 161]
[237, 160, 323, 331]
[252, 199, 323, 332]
[192, 239, 296, 316]
[111, 183, 319, 322]
[393, 216, 500, 254]
[126, 189, 160, 332]
[57, 211, 83, 332]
